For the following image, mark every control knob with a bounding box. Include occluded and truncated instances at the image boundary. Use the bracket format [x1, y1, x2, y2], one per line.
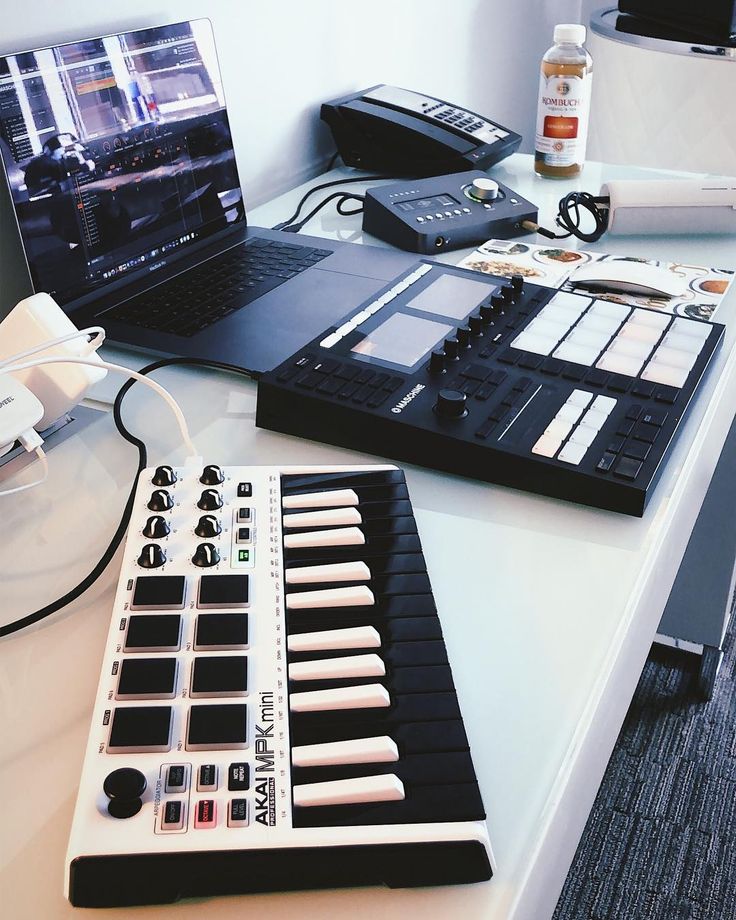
[490, 293, 505, 314]
[192, 542, 221, 567]
[200, 464, 224, 485]
[468, 313, 484, 335]
[197, 489, 223, 511]
[479, 302, 495, 323]
[195, 514, 222, 538]
[468, 177, 499, 202]
[456, 326, 471, 348]
[434, 389, 468, 419]
[147, 489, 173, 512]
[511, 273, 524, 295]
[152, 465, 177, 487]
[429, 350, 446, 374]
[142, 515, 170, 539]
[137, 543, 167, 568]
[444, 337, 460, 360]
[501, 283, 515, 303]
[103, 768, 146, 819]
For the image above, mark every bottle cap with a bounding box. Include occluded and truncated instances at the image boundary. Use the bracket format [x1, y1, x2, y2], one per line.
[554, 23, 586, 44]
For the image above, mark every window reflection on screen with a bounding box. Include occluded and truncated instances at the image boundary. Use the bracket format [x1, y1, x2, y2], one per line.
[351, 313, 453, 367]
[406, 273, 492, 321]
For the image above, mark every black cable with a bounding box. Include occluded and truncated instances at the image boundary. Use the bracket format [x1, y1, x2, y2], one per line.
[271, 174, 391, 231]
[0, 356, 256, 638]
[522, 192, 610, 244]
[282, 191, 366, 233]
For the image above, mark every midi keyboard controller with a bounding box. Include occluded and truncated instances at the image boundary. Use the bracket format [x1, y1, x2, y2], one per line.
[257, 261, 725, 515]
[65, 462, 492, 906]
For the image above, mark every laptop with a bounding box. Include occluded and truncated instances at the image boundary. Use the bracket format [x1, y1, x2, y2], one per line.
[0, 19, 414, 374]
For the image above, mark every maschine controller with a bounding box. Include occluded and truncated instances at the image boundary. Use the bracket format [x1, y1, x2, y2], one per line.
[257, 262, 725, 515]
[65, 463, 492, 906]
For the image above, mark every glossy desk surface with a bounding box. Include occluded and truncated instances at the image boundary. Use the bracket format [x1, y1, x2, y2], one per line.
[2, 155, 735, 919]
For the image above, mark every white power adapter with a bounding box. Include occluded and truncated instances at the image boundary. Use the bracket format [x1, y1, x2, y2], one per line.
[0, 375, 44, 457]
[0, 293, 106, 429]
[601, 179, 736, 235]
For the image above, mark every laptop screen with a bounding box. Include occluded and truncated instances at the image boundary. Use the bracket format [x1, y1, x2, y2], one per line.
[0, 19, 244, 306]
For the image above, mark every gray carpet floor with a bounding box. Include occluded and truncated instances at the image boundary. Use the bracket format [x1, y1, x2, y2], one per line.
[553, 628, 736, 920]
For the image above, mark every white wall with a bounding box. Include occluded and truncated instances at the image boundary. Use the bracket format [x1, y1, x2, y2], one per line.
[0, 0, 582, 313]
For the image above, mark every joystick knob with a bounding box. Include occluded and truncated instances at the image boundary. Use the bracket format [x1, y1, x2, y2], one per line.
[501, 283, 515, 303]
[195, 514, 221, 538]
[192, 542, 220, 567]
[429, 350, 446, 374]
[142, 515, 170, 539]
[152, 465, 177, 487]
[434, 389, 468, 419]
[200, 465, 224, 486]
[511, 273, 524, 295]
[138, 543, 167, 568]
[456, 326, 471, 348]
[444, 337, 460, 360]
[468, 177, 499, 202]
[103, 768, 146, 820]
[197, 489, 223, 511]
[468, 314, 483, 335]
[147, 489, 173, 512]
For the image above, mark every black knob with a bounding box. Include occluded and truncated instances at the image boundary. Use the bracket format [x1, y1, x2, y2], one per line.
[511, 273, 524, 294]
[479, 302, 495, 322]
[147, 489, 173, 512]
[468, 314, 483, 335]
[444, 337, 460, 360]
[434, 389, 468, 419]
[152, 465, 176, 487]
[490, 293, 505, 313]
[142, 515, 170, 539]
[137, 543, 166, 568]
[501, 283, 515, 302]
[103, 768, 146, 820]
[192, 542, 220, 567]
[457, 326, 471, 348]
[200, 464, 224, 486]
[429, 350, 446, 374]
[195, 514, 221, 538]
[197, 489, 223, 511]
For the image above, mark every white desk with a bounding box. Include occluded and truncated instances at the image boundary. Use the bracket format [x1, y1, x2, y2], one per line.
[2, 154, 736, 920]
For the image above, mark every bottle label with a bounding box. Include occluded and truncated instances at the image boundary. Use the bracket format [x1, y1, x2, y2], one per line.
[535, 72, 591, 167]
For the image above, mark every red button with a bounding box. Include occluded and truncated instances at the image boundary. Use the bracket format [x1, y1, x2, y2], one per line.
[195, 799, 217, 828]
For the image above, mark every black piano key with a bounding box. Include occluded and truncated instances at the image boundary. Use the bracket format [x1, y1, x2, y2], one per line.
[289, 664, 455, 696]
[290, 718, 470, 754]
[292, 750, 477, 788]
[281, 470, 406, 492]
[290, 692, 461, 736]
[285, 573, 432, 597]
[292, 781, 485, 827]
[286, 516, 418, 537]
[284, 533, 422, 564]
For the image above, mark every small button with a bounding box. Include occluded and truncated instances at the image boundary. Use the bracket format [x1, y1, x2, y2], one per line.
[624, 441, 651, 462]
[228, 799, 249, 827]
[417, 216, 424, 223]
[631, 381, 656, 398]
[165, 765, 187, 793]
[228, 762, 250, 791]
[198, 764, 218, 792]
[162, 800, 184, 830]
[616, 420, 635, 438]
[130, 576, 186, 611]
[632, 421, 659, 444]
[237, 548, 253, 564]
[237, 507, 253, 523]
[613, 456, 643, 480]
[654, 386, 678, 404]
[596, 452, 617, 472]
[194, 613, 249, 650]
[236, 527, 252, 544]
[641, 408, 668, 427]
[607, 438, 625, 455]
[237, 483, 252, 498]
[197, 574, 249, 609]
[194, 799, 217, 828]
[462, 207, 471, 213]
[625, 404, 642, 421]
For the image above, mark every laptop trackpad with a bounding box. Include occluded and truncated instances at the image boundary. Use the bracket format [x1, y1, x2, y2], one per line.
[194, 268, 388, 374]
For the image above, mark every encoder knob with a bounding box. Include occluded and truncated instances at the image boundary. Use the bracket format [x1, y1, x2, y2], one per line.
[200, 465, 224, 485]
[457, 326, 471, 348]
[429, 350, 446, 374]
[468, 177, 499, 202]
[198, 489, 223, 511]
[501, 283, 515, 303]
[511, 273, 524, 295]
[434, 389, 468, 419]
[137, 543, 167, 568]
[468, 314, 483, 335]
[444, 337, 460, 360]
[147, 489, 173, 512]
[142, 515, 170, 539]
[192, 542, 221, 568]
[195, 514, 221, 538]
[152, 465, 177, 487]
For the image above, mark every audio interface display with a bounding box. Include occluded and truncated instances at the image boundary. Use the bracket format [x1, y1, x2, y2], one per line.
[256, 262, 724, 516]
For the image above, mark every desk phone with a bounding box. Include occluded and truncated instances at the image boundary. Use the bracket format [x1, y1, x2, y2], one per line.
[257, 262, 724, 516]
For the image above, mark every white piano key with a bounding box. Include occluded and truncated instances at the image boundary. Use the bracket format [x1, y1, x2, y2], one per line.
[283, 527, 366, 550]
[568, 389, 594, 408]
[630, 308, 670, 330]
[545, 419, 573, 441]
[282, 489, 360, 510]
[556, 403, 584, 425]
[640, 362, 689, 388]
[672, 318, 711, 340]
[591, 395, 617, 415]
[283, 507, 362, 529]
[286, 561, 371, 585]
[569, 424, 598, 447]
[531, 434, 560, 458]
[293, 773, 405, 807]
[557, 440, 588, 465]
[607, 336, 654, 361]
[290, 682, 391, 712]
[660, 332, 705, 354]
[589, 301, 631, 321]
[292, 735, 399, 768]
[650, 346, 697, 371]
[289, 653, 386, 682]
[287, 585, 375, 610]
[287, 625, 381, 653]
[596, 352, 645, 378]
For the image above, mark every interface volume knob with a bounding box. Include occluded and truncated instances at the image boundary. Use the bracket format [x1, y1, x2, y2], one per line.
[198, 489, 223, 511]
[434, 389, 468, 419]
[192, 542, 221, 567]
[468, 177, 499, 202]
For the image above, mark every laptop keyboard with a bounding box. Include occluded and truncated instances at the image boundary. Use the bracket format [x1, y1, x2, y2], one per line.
[104, 238, 333, 337]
